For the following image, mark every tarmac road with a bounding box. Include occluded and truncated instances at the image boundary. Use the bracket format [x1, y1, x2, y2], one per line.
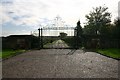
[2, 49, 118, 78]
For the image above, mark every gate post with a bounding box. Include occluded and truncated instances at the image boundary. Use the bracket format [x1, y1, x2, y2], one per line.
[74, 28, 78, 49]
[38, 28, 43, 49]
[40, 28, 43, 49]
[38, 28, 41, 49]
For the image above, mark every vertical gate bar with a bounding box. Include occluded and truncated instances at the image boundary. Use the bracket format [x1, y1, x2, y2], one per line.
[74, 28, 78, 49]
[41, 28, 43, 48]
[38, 28, 41, 49]
[74, 28, 76, 49]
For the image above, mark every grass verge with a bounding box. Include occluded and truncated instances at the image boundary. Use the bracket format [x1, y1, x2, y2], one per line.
[0, 49, 26, 59]
[96, 48, 120, 59]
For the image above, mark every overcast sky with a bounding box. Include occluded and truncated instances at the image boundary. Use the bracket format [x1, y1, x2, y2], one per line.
[1, 0, 120, 36]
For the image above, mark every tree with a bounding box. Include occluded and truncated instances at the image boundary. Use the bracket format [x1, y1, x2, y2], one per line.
[83, 6, 111, 35]
[113, 18, 120, 38]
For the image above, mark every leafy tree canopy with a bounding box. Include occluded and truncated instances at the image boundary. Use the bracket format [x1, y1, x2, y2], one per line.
[83, 6, 111, 35]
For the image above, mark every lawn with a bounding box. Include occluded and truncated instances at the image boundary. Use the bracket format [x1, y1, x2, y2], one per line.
[96, 48, 120, 59]
[0, 49, 26, 59]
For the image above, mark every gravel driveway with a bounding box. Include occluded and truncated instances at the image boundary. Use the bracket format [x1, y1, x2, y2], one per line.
[43, 39, 69, 48]
[2, 49, 118, 78]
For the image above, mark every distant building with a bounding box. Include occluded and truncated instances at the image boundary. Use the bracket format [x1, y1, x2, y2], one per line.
[2, 35, 39, 49]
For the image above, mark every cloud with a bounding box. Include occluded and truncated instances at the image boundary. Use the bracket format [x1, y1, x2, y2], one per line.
[1, 0, 50, 26]
[1, 0, 119, 27]
[1, 0, 119, 37]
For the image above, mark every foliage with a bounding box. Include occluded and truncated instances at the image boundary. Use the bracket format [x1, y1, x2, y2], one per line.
[62, 37, 75, 48]
[112, 18, 120, 38]
[83, 6, 111, 35]
[43, 37, 58, 45]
